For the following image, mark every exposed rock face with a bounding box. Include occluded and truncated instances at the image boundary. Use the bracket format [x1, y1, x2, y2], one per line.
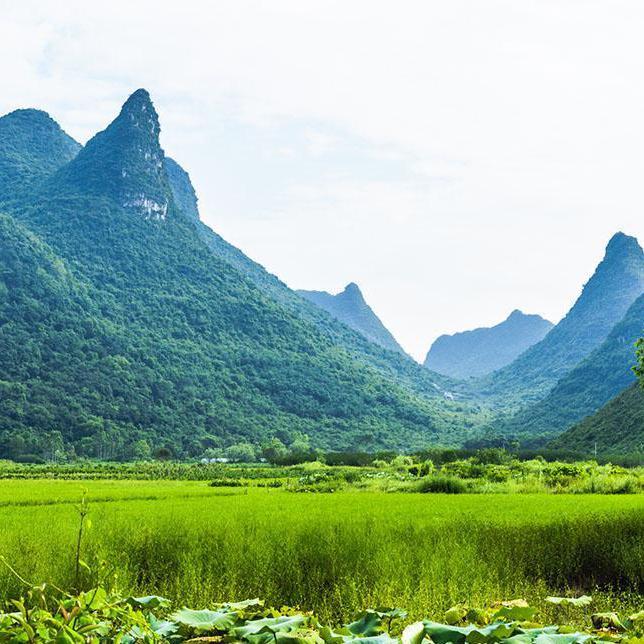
[424, 310, 553, 379]
[56, 89, 171, 220]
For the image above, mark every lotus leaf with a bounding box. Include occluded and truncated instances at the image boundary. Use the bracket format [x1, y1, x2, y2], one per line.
[169, 607, 239, 632]
[126, 594, 171, 609]
[544, 597, 592, 608]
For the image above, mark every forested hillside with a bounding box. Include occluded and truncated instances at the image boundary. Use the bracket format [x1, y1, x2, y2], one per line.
[474, 232, 644, 407]
[498, 294, 643, 442]
[0, 90, 486, 460]
[165, 157, 442, 395]
[0, 108, 80, 202]
[549, 383, 644, 454]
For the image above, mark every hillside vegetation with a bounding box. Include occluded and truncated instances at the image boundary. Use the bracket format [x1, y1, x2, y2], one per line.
[0, 90, 486, 460]
[549, 383, 644, 454]
[0, 108, 80, 203]
[497, 294, 643, 442]
[474, 233, 644, 408]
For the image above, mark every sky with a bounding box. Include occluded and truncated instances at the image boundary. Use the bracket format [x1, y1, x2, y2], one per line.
[1, 0, 643, 361]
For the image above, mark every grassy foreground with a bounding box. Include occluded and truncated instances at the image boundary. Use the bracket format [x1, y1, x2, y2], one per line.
[0, 482, 642, 626]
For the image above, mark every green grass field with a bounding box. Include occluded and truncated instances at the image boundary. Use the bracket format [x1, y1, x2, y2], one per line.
[1, 480, 642, 626]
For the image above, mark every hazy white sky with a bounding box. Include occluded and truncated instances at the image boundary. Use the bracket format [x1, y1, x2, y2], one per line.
[1, 0, 643, 360]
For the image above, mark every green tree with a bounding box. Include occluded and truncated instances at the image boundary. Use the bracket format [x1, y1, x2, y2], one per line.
[225, 443, 257, 463]
[261, 437, 287, 463]
[202, 447, 224, 460]
[154, 447, 173, 461]
[635, 338, 644, 385]
[131, 439, 152, 460]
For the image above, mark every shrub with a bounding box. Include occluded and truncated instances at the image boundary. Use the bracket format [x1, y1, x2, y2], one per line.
[209, 479, 247, 487]
[391, 455, 414, 471]
[415, 475, 468, 494]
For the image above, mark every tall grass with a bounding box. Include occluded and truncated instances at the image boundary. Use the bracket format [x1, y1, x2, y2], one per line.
[0, 485, 642, 623]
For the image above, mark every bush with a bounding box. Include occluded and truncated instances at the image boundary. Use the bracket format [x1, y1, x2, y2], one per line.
[391, 455, 414, 471]
[258, 480, 283, 488]
[415, 475, 468, 494]
[209, 479, 247, 487]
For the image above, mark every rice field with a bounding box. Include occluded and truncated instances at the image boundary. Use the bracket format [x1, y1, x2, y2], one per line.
[0, 480, 642, 625]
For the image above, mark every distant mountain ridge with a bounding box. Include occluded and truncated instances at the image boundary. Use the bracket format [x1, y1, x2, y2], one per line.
[424, 310, 553, 379]
[298, 284, 405, 354]
[475, 232, 644, 407]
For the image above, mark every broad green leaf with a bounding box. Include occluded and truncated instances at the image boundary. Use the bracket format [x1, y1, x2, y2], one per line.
[232, 614, 310, 639]
[532, 633, 594, 644]
[347, 611, 383, 636]
[126, 595, 171, 609]
[169, 607, 238, 632]
[148, 614, 179, 637]
[319, 625, 346, 644]
[544, 597, 592, 608]
[274, 628, 326, 644]
[445, 606, 468, 625]
[402, 621, 426, 644]
[502, 635, 534, 644]
[422, 620, 473, 644]
[355, 636, 398, 644]
[80, 588, 107, 611]
[467, 622, 516, 643]
[374, 608, 408, 621]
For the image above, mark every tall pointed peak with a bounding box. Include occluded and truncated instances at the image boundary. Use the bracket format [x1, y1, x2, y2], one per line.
[56, 89, 171, 220]
[122, 88, 153, 110]
[343, 282, 362, 296]
[589, 231, 644, 286]
[117, 89, 159, 135]
[338, 282, 367, 306]
[604, 231, 641, 258]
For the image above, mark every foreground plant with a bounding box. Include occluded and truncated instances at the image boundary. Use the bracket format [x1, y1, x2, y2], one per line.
[1, 588, 643, 644]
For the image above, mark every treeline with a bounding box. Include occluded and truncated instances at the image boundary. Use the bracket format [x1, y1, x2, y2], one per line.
[1, 443, 641, 471]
